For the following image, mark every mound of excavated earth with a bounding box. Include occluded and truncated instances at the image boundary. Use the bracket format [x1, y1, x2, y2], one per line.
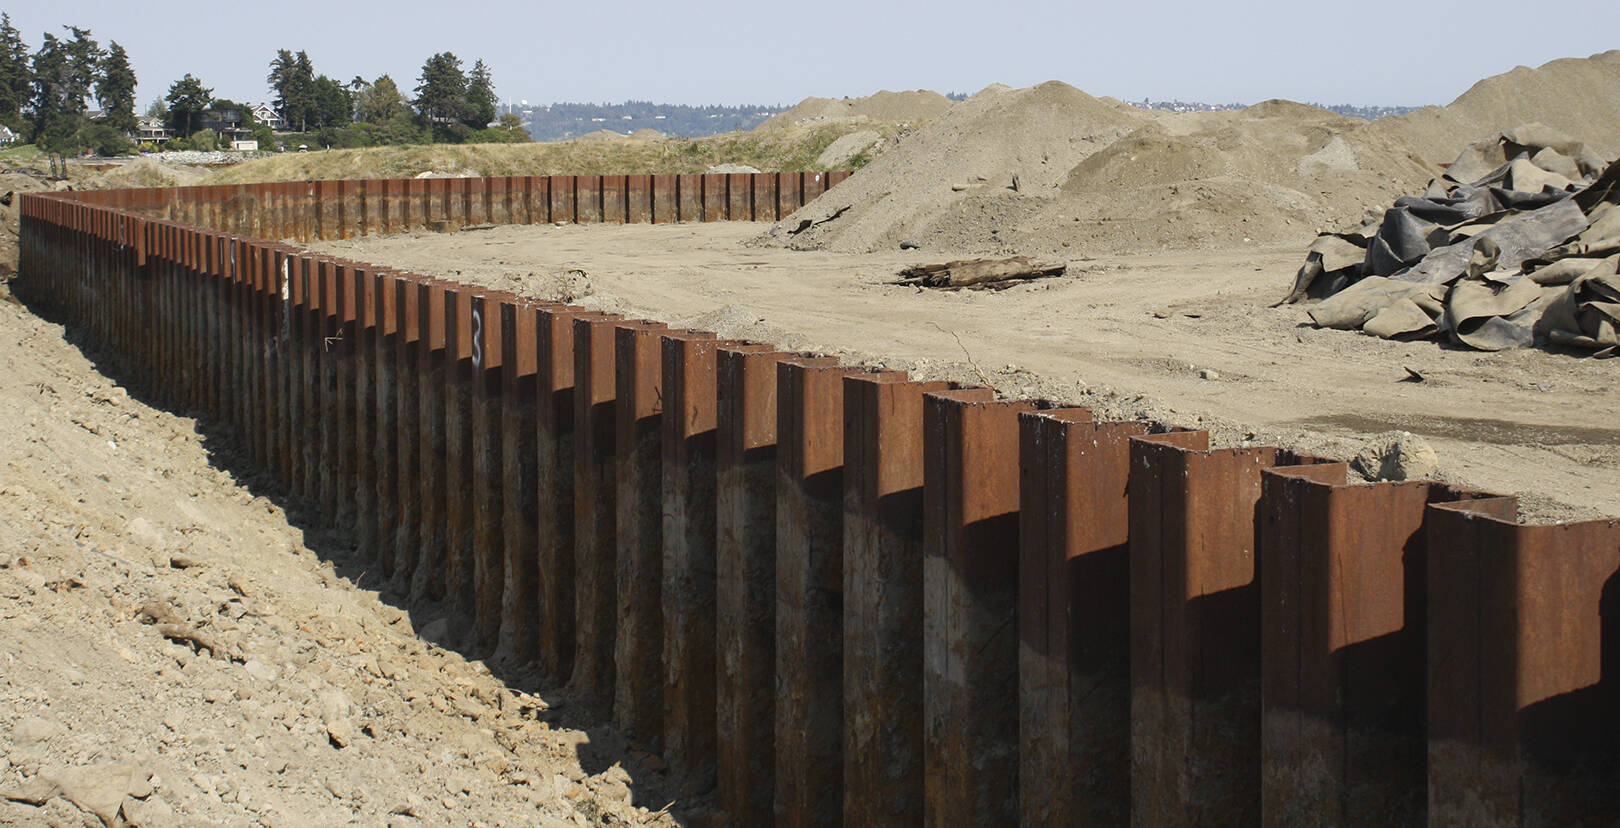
[1364, 50, 1620, 167]
[755, 89, 955, 129]
[763, 52, 1620, 260]
[763, 81, 1146, 254]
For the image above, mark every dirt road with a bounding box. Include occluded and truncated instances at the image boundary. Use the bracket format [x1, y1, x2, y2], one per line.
[313, 221, 1620, 523]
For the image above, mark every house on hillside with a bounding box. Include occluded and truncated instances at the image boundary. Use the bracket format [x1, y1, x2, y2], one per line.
[199, 108, 252, 141]
[0, 125, 18, 144]
[250, 102, 286, 131]
[135, 117, 171, 143]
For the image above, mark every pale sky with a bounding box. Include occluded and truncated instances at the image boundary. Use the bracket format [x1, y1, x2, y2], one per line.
[6, 1, 1618, 110]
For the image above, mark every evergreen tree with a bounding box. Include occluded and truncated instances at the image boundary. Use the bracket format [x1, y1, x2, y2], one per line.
[0, 14, 30, 131]
[266, 49, 316, 131]
[61, 26, 100, 107]
[309, 74, 351, 129]
[266, 49, 295, 126]
[464, 59, 495, 129]
[289, 51, 314, 131]
[164, 73, 212, 138]
[414, 52, 467, 125]
[356, 74, 405, 125]
[95, 41, 136, 132]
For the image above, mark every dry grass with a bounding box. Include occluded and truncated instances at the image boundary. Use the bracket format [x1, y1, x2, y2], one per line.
[202, 122, 905, 185]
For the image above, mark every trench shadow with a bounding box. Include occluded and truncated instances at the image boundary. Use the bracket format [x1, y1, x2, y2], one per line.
[1516, 569, 1620, 822]
[24, 298, 686, 817]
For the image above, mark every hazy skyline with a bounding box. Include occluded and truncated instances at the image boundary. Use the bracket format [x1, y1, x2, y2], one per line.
[7, 1, 1617, 112]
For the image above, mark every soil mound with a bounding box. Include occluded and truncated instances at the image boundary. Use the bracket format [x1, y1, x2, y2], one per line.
[83, 157, 209, 190]
[1365, 50, 1620, 166]
[757, 89, 954, 129]
[765, 86, 1431, 257]
[764, 81, 1145, 253]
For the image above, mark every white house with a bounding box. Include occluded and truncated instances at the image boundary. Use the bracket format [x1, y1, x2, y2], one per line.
[0, 125, 18, 144]
[135, 116, 171, 143]
[250, 102, 286, 131]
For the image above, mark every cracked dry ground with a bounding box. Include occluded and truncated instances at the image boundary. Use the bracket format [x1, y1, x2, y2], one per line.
[0, 296, 684, 826]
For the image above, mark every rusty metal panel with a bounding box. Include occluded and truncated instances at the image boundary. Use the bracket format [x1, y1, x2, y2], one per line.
[334, 263, 362, 531]
[549, 176, 575, 224]
[624, 174, 652, 224]
[524, 176, 549, 225]
[804, 171, 829, 203]
[351, 266, 379, 561]
[1426, 502, 1620, 825]
[496, 300, 541, 662]
[1257, 463, 1474, 825]
[921, 389, 1023, 827]
[828, 171, 853, 189]
[469, 293, 509, 655]
[316, 180, 339, 239]
[774, 357, 861, 827]
[389, 276, 423, 589]
[1129, 431, 1297, 826]
[370, 271, 399, 576]
[613, 318, 672, 746]
[1017, 409, 1144, 826]
[841, 371, 952, 825]
[486, 177, 510, 227]
[658, 329, 733, 789]
[777, 173, 804, 218]
[575, 176, 603, 224]
[650, 174, 677, 224]
[570, 311, 626, 702]
[448, 177, 470, 229]
[440, 286, 479, 641]
[727, 173, 753, 221]
[702, 175, 727, 223]
[601, 175, 628, 224]
[715, 343, 797, 826]
[678, 174, 703, 223]
[534, 304, 589, 681]
[752, 174, 778, 222]
[411, 280, 451, 606]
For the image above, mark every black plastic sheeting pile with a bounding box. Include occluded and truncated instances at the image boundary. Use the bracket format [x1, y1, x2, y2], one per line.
[1283, 124, 1620, 354]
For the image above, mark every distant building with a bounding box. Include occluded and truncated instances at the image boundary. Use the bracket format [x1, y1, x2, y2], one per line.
[0, 124, 17, 144]
[250, 102, 286, 131]
[135, 117, 171, 143]
[200, 108, 251, 139]
[231, 139, 259, 151]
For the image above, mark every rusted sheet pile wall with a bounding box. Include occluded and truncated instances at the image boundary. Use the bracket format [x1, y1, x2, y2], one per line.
[17, 186, 1620, 826]
[60, 171, 853, 242]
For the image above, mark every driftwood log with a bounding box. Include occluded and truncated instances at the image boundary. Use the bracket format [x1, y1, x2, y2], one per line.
[895, 256, 1065, 290]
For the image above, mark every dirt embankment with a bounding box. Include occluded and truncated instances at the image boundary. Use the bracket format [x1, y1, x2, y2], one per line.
[1364, 49, 1620, 167]
[764, 52, 1620, 260]
[755, 89, 955, 129]
[0, 298, 677, 826]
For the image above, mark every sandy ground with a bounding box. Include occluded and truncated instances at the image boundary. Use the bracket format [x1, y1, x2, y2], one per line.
[0, 296, 680, 827]
[311, 221, 1620, 524]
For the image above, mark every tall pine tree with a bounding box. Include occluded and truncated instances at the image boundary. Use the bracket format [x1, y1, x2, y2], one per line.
[465, 59, 495, 129]
[96, 41, 136, 131]
[0, 14, 29, 131]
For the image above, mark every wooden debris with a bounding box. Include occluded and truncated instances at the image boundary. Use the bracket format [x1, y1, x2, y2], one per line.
[895, 256, 1066, 290]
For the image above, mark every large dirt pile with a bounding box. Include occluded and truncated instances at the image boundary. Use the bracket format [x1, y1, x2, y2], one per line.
[1364, 50, 1620, 167]
[82, 157, 209, 190]
[765, 88, 1431, 257]
[756, 89, 955, 129]
[764, 81, 1146, 253]
[1021, 102, 1436, 254]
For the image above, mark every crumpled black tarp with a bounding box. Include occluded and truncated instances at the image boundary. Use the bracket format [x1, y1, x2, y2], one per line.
[1283, 123, 1620, 355]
